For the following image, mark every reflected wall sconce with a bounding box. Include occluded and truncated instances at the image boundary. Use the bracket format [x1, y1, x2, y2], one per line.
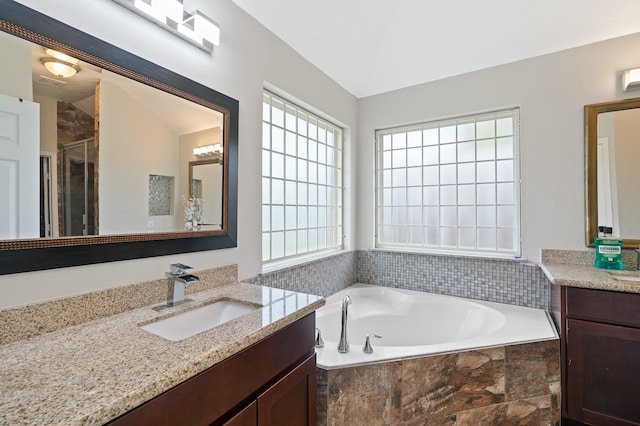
[193, 143, 223, 157]
[41, 49, 80, 78]
[111, 0, 220, 53]
[622, 67, 640, 92]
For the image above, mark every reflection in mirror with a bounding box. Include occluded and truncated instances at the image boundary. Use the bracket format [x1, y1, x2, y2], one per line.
[585, 97, 640, 249]
[189, 158, 223, 230]
[0, 1, 238, 274]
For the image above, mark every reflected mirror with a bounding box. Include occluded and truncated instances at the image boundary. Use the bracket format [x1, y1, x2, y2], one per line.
[585, 97, 640, 248]
[0, 1, 238, 274]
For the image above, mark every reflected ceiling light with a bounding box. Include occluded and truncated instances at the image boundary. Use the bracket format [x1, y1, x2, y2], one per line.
[45, 49, 80, 65]
[111, 0, 220, 53]
[40, 58, 80, 78]
[193, 144, 222, 157]
[622, 68, 640, 92]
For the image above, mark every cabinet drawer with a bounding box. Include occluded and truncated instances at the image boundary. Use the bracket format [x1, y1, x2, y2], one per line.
[566, 287, 640, 328]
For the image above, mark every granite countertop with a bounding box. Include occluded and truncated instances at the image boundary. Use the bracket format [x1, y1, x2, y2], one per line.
[541, 262, 640, 294]
[0, 282, 324, 425]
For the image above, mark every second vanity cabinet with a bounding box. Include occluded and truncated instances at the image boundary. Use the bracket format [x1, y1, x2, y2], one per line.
[553, 285, 640, 425]
[107, 313, 317, 426]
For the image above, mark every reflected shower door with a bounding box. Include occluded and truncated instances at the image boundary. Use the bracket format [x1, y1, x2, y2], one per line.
[61, 139, 95, 236]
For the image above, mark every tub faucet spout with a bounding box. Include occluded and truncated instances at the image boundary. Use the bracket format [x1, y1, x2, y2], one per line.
[338, 295, 351, 353]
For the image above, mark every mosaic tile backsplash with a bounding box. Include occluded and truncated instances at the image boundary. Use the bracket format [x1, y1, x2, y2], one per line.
[251, 250, 550, 310]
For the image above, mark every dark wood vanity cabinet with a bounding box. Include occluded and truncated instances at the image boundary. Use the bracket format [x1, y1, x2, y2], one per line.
[107, 313, 317, 426]
[553, 286, 640, 425]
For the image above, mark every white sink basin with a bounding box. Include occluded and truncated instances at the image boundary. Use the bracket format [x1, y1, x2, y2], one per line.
[141, 300, 259, 341]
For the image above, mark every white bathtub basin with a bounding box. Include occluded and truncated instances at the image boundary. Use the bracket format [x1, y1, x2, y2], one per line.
[141, 300, 258, 341]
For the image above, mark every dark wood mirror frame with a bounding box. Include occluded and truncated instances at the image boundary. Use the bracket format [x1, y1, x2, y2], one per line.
[585, 97, 640, 249]
[0, 0, 238, 274]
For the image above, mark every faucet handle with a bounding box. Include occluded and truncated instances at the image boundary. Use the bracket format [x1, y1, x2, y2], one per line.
[169, 263, 192, 275]
[315, 328, 324, 348]
[363, 334, 382, 354]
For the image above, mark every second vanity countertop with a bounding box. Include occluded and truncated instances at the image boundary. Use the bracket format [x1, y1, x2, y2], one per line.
[542, 262, 640, 294]
[0, 282, 324, 425]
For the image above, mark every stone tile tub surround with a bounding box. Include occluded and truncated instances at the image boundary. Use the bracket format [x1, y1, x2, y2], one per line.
[252, 250, 550, 310]
[0, 264, 238, 344]
[317, 339, 560, 425]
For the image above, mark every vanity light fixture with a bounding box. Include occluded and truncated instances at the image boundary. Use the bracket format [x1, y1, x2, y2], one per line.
[622, 67, 640, 92]
[111, 0, 220, 53]
[41, 49, 81, 78]
[193, 143, 222, 157]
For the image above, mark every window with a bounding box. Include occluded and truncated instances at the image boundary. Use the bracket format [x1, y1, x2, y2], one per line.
[262, 90, 343, 266]
[375, 109, 520, 257]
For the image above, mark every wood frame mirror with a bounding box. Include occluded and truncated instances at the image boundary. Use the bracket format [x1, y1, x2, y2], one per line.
[0, 1, 238, 274]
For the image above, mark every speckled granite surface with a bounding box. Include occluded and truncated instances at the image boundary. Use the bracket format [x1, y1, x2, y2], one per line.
[0, 282, 324, 425]
[541, 262, 640, 294]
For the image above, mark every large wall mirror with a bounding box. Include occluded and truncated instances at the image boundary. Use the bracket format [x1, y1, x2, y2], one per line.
[0, 1, 238, 274]
[585, 97, 640, 249]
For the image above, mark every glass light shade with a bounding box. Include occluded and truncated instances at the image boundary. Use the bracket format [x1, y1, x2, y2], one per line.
[41, 58, 79, 78]
[622, 68, 640, 92]
[44, 49, 79, 65]
[153, 0, 183, 23]
[193, 11, 220, 46]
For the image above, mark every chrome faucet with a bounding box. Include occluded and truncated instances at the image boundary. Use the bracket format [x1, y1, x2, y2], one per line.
[153, 263, 200, 311]
[337, 295, 351, 353]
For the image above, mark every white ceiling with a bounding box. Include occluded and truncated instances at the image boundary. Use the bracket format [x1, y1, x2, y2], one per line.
[231, 0, 640, 98]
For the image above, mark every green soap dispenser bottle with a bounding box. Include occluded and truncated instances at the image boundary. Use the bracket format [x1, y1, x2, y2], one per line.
[594, 226, 624, 270]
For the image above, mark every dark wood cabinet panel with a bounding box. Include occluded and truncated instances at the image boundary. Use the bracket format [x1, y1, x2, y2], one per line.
[566, 287, 640, 328]
[223, 401, 257, 426]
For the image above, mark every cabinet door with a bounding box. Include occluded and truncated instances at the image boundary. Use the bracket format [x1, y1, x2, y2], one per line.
[257, 354, 317, 426]
[223, 401, 257, 426]
[566, 318, 640, 425]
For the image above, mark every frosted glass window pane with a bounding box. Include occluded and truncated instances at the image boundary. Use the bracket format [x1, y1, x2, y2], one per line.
[285, 106, 296, 131]
[271, 153, 284, 179]
[297, 136, 307, 159]
[298, 207, 307, 230]
[496, 117, 513, 137]
[441, 125, 456, 143]
[477, 120, 495, 139]
[262, 178, 270, 204]
[262, 150, 270, 176]
[297, 115, 307, 136]
[408, 187, 422, 205]
[308, 140, 317, 161]
[318, 186, 327, 206]
[440, 164, 456, 184]
[285, 231, 296, 256]
[308, 118, 317, 140]
[423, 128, 439, 145]
[458, 184, 475, 205]
[318, 124, 326, 143]
[423, 166, 439, 184]
[459, 227, 476, 248]
[392, 168, 406, 187]
[440, 186, 456, 205]
[425, 227, 439, 245]
[318, 206, 326, 227]
[407, 130, 422, 147]
[272, 127, 284, 153]
[327, 187, 335, 207]
[382, 188, 391, 206]
[458, 163, 475, 184]
[262, 98, 270, 121]
[497, 206, 514, 227]
[478, 228, 496, 250]
[441, 227, 457, 247]
[393, 150, 406, 168]
[392, 133, 406, 149]
[318, 164, 327, 185]
[285, 180, 296, 205]
[285, 131, 296, 155]
[425, 207, 439, 226]
[458, 206, 476, 227]
[394, 227, 408, 244]
[383, 151, 392, 169]
[327, 128, 334, 146]
[308, 229, 317, 251]
[496, 137, 513, 159]
[262, 233, 270, 261]
[272, 206, 284, 231]
[308, 184, 318, 205]
[297, 183, 308, 205]
[297, 230, 307, 252]
[393, 207, 406, 225]
[477, 161, 495, 183]
[409, 227, 422, 244]
[478, 206, 496, 227]
[423, 146, 439, 165]
[496, 160, 513, 182]
[308, 163, 317, 183]
[382, 134, 392, 151]
[297, 159, 307, 182]
[262, 123, 270, 149]
[424, 187, 439, 205]
[497, 228, 514, 251]
[271, 232, 284, 258]
[477, 183, 495, 204]
[407, 167, 422, 186]
[497, 182, 514, 204]
[285, 155, 297, 180]
[457, 123, 475, 141]
[408, 206, 422, 225]
[458, 141, 475, 162]
[308, 207, 317, 227]
[326, 146, 335, 166]
[262, 206, 270, 232]
[407, 148, 422, 167]
[382, 207, 392, 225]
[382, 169, 392, 187]
[380, 226, 393, 242]
[477, 139, 495, 161]
[318, 228, 327, 249]
[318, 144, 326, 164]
[285, 206, 297, 229]
[272, 179, 284, 204]
[271, 100, 284, 127]
[440, 206, 457, 226]
[440, 144, 456, 164]
[393, 188, 406, 206]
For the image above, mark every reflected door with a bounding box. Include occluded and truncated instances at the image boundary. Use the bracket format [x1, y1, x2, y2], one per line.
[61, 139, 95, 236]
